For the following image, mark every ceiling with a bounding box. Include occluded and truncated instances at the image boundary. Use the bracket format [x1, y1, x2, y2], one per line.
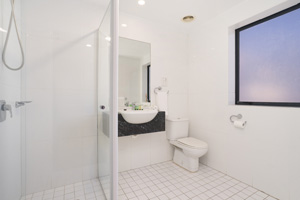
[22, 0, 110, 35]
[22, 0, 247, 35]
[119, 0, 246, 30]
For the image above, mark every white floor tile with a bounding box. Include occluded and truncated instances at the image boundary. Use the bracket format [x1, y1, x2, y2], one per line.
[119, 161, 279, 200]
[22, 161, 279, 200]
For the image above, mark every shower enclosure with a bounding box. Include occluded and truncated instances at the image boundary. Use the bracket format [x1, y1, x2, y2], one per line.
[0, 0, 119, 199]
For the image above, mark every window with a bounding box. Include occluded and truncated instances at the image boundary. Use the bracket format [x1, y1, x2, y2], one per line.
[235, 3, 300, 107]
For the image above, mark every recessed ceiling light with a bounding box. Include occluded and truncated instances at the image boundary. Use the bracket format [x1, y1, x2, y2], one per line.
[0, 27, 7, 33]
[138, 0, 145, 6]
[121, 24, 128, 28]
[86, 44, 92, 47]
[105, 36, 111, 41]
[182, 15, 195, 22]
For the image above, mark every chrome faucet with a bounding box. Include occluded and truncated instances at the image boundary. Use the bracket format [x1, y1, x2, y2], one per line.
[124, 101, 129, 107]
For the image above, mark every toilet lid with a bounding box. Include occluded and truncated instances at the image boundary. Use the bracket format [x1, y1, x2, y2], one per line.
[177, 137, 208, 149]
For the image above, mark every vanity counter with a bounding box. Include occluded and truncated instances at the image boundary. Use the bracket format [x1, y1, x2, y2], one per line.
[118, 111, 165, 137]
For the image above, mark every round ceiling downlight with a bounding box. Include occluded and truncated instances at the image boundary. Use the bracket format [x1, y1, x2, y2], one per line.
[138, 0, 145, 5]
[182, 16, 195, 22]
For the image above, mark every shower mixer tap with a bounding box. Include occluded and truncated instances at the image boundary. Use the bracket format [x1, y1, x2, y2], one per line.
[0, 100, 13, 123]
[3, 104, 12, 117]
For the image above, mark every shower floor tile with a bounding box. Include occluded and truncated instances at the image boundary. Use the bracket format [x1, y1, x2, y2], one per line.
[21, 178, 106, 200]
[118, 161, 278, 200]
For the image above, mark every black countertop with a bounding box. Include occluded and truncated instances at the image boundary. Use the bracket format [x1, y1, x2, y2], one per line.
[118, 111, 165, 137]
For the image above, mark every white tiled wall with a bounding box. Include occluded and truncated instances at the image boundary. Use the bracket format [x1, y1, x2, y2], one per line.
[0, 0, 23, 199]
[118, 132, 173, 172]
[22, 0, 106, 194]
[187, 0, 300, 200]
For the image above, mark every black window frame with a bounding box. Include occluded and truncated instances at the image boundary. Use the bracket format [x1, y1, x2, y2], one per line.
[235, 3, 300, 107]
[147, 65, 151, 102]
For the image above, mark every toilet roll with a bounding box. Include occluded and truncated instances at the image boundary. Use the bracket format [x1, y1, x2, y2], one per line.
[234, 120, 246, 129]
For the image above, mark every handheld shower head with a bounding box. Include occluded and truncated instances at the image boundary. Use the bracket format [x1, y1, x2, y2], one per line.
[2, 0, 25, 71]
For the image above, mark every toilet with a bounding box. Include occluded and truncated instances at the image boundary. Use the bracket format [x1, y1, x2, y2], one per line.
[166, 117, 208, 172]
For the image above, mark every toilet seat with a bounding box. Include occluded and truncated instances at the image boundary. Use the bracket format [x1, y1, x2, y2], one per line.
[177, 137, 208, 149]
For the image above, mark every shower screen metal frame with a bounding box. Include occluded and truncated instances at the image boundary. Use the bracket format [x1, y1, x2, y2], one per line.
[97, 0, 119, 199]
[110, 0, 119, 199]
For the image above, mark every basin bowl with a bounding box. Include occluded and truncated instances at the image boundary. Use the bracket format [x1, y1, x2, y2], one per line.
[119, 109, 158, 124]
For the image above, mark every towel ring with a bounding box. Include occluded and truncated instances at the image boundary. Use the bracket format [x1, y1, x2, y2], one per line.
[154, 86, 169, 94]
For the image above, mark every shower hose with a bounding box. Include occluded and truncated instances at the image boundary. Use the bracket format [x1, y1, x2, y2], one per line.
[2, 0, 25, 71]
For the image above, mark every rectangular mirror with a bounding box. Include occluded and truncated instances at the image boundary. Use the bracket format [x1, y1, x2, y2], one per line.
[119, 37, 151, 106]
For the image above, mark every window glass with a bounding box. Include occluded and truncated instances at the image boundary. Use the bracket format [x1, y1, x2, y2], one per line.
[236, 4, 300, 106]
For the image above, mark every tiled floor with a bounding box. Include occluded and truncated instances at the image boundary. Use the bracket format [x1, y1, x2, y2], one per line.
[21, 179, 106, 200]
[118, 161, 278, 200]
[21, 161, 279, 200]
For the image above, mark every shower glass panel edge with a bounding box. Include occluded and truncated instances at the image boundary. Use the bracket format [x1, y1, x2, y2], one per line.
[111, 0, 119, 199]
[97, 0, 118, 199]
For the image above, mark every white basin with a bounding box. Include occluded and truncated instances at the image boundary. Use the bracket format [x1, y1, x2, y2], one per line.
[119, 109, 158, 124]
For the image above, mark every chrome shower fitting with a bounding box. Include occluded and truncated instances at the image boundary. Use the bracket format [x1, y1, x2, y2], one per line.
[0, 100, 13, 122]
[15, 101, 32, 108]
[2, 0, 25, 71]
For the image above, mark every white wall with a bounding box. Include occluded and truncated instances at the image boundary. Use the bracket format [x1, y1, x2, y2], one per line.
[22, 0, 105, 194]
[188, 0, 300, 200]
[0, 0, 23, 199]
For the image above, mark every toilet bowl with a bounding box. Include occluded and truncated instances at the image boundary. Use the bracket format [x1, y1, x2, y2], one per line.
[166, 118, 208, 172]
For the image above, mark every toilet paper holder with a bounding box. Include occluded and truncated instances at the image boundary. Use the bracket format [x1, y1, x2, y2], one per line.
[230, 114, 243, 123]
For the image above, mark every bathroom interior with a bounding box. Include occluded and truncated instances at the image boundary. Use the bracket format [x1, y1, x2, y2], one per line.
[1, 0, 300, 200]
